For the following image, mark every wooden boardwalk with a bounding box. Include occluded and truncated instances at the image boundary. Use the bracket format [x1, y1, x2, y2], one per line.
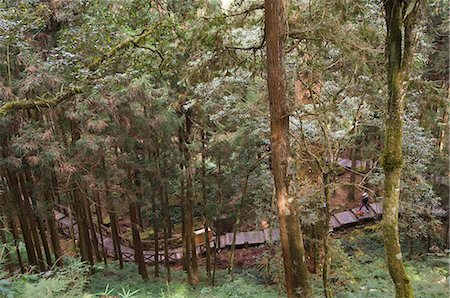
[53, 202, 391, 264]
[51, 157, 448, 264]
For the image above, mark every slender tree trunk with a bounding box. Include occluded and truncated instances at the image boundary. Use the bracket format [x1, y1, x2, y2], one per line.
[9, 216, 25, 273]
[0, 207, 12, 272]
[36, 213, 52, 267]
[152, 190, 160, 277]
[349, 146, 357, 200]
[85, 193, 101, 262]
[67, 204, 77, 253]
[159, 165, 171, 282]
[163, 183, 172, 238]
[228, 175, 250, 275]
[109, 205, 123, 269]
[322, 173, 332, 298]
[185, 112, 200, 285]
[72, 190, 94, 266]
[265, 1, 312, 296]
[18, 174, 45, 271]
[136, 203, 144, 231]
[7, 172, 38, 268]
[201, 131, 212, 281]
[212, 156, 222, 286]
[94, 192, 107, 266]
[102, 157, 123, 269]
[26, 172, 52, 268]
[178, 128, 189, 275]
[44, 172, 63, 266]
[381, 1, 420, 297]
[162, 224, 170, 281]
[130, 201, 148, 280]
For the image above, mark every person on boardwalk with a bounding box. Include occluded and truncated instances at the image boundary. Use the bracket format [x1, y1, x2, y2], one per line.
[358, 192, 370, 212]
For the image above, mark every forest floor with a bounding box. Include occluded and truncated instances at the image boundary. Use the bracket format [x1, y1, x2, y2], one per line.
[4, 226, 448, 297]
[84, 227, 450, 298]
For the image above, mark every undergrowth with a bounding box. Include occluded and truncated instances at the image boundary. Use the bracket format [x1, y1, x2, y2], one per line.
[0, 228, 447, 298]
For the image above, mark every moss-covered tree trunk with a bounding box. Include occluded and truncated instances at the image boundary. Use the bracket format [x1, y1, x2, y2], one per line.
[382, 1, 420, 297]
[265, 0, 312, 296]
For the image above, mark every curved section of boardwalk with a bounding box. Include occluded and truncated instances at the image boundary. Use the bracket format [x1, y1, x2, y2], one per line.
[53, 202, 387, 264]
[52, 158, 447, 263]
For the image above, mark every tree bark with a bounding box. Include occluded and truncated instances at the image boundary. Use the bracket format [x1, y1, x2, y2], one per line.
[201, 131, 212, 281]
[381, 1, 420, 297]
[109, 205, 123, 269]
[265, 1, 312, 296]
[44, 172, 63, 266]
[322, 173, 332, 298]
[212, 156, 222, 286]
[18, 173, 45, 271]
[72, 189, 94, 266]
[152, 190, 160, 277]
[158, 159, 171, 282]
[130, 201, 148, 280]
[228, 175, 250, 275]
[85, 193, 101, 262]
[94, 192, 108, 266]
[0, 205, 12, 272]
[185, 112, 200, 285]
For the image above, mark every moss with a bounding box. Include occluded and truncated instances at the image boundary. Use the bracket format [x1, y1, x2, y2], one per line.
[381, 152, 403, 174]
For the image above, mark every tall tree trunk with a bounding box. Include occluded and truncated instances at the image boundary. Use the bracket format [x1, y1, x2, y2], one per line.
[201, 131, 212, 281]
[159, 160, 171, 282]
[178, 128, 189, 275]
[152, 191, 160, 277]
[322, 173, 332, 298]
[130, 201, 148, 280]
[102, 158, 123, 269]
[381, 1, 420, 297]
[109, 205, 123, 269]
[6, 171, 38, 268]
[212, 156, 222, 286]
[94, 192, 107, 266]
[18, 174, 45, 271]
[0, 206, 12, 272]
[85, 193, 101, 262]
[72, 189, 94, 266]
[265, 1, 312, 296]
[67, 204, 77, 253]
[25, 171, 52, 268]
[8, 216, 25, 273]
[185, 112, 200, 285]
[163, 183, 172, 238]
[228, 174, 250, 275]
[36, 212, 52, 268]
[44, 172, 63, 266]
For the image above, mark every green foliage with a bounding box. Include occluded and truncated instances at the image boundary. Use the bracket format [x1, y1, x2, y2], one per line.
[5, 258, 88, 298]
[327, 231, 449, 298]
[84, 262, 279, 298]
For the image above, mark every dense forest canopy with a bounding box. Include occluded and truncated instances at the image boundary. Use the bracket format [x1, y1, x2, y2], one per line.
[0, 0, 448, 297]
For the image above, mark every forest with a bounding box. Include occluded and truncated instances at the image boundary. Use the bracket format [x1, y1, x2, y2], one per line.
[0, 0, 448, 297]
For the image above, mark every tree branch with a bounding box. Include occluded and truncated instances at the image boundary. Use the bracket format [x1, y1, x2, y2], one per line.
[0, 28, 155, 116]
